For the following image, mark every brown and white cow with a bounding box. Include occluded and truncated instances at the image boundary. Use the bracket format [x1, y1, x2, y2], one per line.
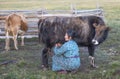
[38, 16, 110, 68]
[5, 13, 28, 51]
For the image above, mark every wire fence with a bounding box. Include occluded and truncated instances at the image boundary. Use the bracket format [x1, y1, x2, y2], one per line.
[0, 8, 104, 39]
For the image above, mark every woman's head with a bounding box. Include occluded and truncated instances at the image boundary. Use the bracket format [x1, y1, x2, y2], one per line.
[64, 29, 75, 41]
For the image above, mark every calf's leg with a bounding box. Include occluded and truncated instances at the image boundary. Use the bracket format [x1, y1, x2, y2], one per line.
[18, 30, 25, 46]
[5, 31, 10, 51]
[21, 35, 24, 46]
[13, 33, 18, 50]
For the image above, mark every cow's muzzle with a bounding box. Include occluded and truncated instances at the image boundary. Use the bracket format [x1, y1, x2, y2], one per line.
[92, 39, 99, 45]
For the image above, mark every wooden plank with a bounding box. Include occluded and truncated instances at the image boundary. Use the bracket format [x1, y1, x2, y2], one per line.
[0, 35, 38, 39]
[0, 9, 104, 19]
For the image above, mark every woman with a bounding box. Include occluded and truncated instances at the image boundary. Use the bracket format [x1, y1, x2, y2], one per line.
[52, 29, 80, 73]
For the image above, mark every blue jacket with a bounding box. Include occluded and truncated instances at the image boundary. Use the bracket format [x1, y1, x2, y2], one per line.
[52, 40, 80, 71]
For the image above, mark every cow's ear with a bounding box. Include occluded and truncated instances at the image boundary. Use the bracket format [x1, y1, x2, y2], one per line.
[93, 23, 97, 28]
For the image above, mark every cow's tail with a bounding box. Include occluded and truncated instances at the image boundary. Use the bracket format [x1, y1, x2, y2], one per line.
[5, 15, 11, 28]
[38, 18, 44, 43]
[5, 15, 13, 35]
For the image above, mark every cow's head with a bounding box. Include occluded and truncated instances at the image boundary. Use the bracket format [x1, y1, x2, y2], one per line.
[92, 23, 110, 45]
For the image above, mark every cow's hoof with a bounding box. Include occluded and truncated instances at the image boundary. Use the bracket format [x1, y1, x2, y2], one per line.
[91, 65, 99, 68]
[5, 47, 10, 51]
[21, 44, 24, 46]
[5, 49, 9, 51]
[41, 65, 48, 71]
[15, 48, 18, 50]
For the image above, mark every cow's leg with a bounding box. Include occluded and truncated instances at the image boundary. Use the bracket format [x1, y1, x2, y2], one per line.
[41, 47, 49, 69]
[5, 31, 10, 51]
[13, 33, 18, 50]
[88, 46, 98, 68]
[21, 35, 24, 46]
[19, 30, 25, 46]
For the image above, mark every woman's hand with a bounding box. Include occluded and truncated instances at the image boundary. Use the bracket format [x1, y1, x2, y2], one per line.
[55, 43, 62, 47]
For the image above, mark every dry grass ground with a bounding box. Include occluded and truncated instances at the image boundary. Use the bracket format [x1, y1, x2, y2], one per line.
[0, 38, 120, 79]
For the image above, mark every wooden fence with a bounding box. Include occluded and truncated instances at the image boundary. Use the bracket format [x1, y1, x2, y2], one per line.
[0, 8, 104, 39]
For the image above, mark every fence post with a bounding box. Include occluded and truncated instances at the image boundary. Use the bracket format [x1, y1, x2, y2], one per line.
[70, 4, 77, 14]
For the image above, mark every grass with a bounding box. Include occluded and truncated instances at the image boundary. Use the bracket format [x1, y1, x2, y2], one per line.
[0, 0, 120, 79]
[0, 0, 120, 10]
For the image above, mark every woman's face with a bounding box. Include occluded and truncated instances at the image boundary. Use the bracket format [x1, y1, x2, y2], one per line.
[64, 33, 71, 41]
